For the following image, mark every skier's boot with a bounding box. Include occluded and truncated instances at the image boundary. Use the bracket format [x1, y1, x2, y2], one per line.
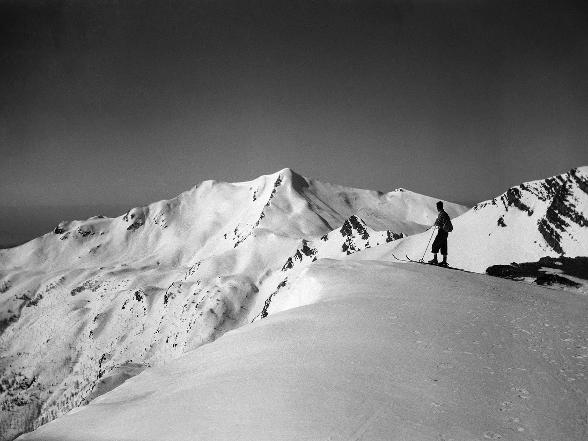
[438, 258, 448, 268]
[427, 258, 438, 265]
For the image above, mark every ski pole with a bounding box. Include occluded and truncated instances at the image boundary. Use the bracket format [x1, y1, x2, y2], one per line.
[421, 226, 436, 262]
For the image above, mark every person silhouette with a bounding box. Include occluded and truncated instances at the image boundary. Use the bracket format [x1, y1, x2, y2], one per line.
[429, 201, 452, 267]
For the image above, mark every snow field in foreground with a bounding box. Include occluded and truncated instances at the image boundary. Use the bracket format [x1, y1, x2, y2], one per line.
[19, 259, 588, 441]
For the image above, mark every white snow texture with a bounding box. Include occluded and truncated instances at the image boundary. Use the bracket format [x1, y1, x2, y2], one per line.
[0, 166, 586, 441]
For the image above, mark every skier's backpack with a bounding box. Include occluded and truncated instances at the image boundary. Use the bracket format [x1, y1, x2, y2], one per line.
[442, 217, 453, 233]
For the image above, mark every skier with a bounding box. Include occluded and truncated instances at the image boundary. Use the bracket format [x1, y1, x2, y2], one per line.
[429, 201, 452, 267]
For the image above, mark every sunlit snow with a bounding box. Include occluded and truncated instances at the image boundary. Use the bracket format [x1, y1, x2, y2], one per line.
[2, 167, 587, 440]
[19, 260, 588, 441]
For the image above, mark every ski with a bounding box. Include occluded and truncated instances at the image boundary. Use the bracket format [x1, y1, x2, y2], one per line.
[405, 254, 425, 263]
[390, 252, 409, 262]
[405, 255, 473, 273]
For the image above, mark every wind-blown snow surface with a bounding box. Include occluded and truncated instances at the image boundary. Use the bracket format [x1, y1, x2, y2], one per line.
[0, 169, 467, 440]
[361, 166, 588, 273]
[19, 259, 588, 441]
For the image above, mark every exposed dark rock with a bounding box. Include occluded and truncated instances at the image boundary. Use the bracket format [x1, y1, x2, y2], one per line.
[0, 314, 18, 336]
[538, 219, 564, 254]
[282, 257, 294, 271]
[26, 293, 43, 307]
[77, 227, 94, 237]
[97, 353, 108, 379]
[0, 279, 11, 294]
[300, 241, 317, 257]
[341, 241, 351, 254]
[126, 221, 144, 231]
[475, 168, 587, 254]
[570, 167, 588, 194]
[260, 280, 287, 319]
[340, 216, 369, 240]
[386, 231, 403, 242]
[535, 273, 581, 287]
[281, 241, 317, 271]
[264, 175, 283, 208]
[535, 171, 588, 254]
[70, 280, 101, 296]
[501, 187, 533, 215]
[486, 256, 588, 289]
[70, 285, 85, 296]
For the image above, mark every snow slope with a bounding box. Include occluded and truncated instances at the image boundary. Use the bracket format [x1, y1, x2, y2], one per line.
[252, 215, 404, 319]
[0, 169, 466, 440]
[19, 259, 588, 441]
[359, 166, 588, 272]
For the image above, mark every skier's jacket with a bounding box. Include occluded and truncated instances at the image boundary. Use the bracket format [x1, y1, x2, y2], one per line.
[434, 209, 453, 233]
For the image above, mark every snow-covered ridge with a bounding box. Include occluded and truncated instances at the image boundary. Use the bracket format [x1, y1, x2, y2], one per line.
[473, 166, 588, 254]
[281, 215, 402, 272]
[356, 165, 588, 273]
[254, 215, 404, 320]
[18, 259, 588, 441]
[0, 168, 465, 270]
[0, 168, 462, 441]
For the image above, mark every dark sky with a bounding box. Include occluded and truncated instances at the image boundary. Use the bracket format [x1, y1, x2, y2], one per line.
[1, 0, 588, 246]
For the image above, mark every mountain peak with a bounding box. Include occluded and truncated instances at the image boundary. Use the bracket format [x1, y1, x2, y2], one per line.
[474, 165, 588, 211]
[275, 167, 310, 192]
[275, 167, 297, 177]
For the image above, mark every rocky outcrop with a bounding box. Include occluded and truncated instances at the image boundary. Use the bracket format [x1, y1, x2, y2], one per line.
[473, 166, 588, 255]
[257, 215, 403, 320]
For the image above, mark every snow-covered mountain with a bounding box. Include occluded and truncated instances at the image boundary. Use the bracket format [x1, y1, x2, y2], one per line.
[18, 259, 588, 441]
[0, 168, 466, 440]
[4, 166, 588, 441]
[252, 215, 404, 320]
[360, 166, 588, 272]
